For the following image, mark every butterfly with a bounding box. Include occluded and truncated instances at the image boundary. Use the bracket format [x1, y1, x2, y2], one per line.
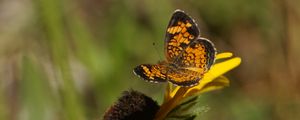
[133, 9, 216, 87]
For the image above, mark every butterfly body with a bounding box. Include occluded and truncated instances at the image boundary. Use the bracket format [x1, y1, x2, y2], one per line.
[134, 9, 216, 87]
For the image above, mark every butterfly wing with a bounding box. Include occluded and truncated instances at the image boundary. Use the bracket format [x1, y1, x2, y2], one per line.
[165, 10, 200, 62]
[176, 38, 216, 72]
[133, 64, 168, 83]
[167, 38, 216, 87]
[167, 67, 202, 87]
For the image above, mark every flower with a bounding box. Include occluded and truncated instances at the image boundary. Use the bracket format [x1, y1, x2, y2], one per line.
[103, 90, 160, 120]
[155, 52, 242, 120]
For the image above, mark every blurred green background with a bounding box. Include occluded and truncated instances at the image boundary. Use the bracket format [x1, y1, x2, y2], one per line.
[1, 0, 300, 119]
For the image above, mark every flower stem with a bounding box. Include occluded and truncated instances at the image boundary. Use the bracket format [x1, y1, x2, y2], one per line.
[155, 87, 189, 120]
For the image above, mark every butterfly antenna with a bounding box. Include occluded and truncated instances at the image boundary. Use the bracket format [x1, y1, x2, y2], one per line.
[152, 42, 163, 61]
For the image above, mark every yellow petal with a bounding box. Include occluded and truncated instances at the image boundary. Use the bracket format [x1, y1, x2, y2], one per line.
[184, 76, 229, 97]
[184, 57, 241, 96]
[198, 76, 229, 94]
[170, 86, 181, 98]
[216, 52, 233, 60]
[164, 83, 172, 102]
[208, 57, 241, 79]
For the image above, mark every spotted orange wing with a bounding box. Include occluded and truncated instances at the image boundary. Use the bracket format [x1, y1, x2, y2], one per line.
[165, 10, 200, 62]
[133, 63, 168, 83]
[175, 38, 216, 71]
[167, 38, 216, 86]
[133, 63, 202, 86]
[164, 10, 216, 86]
[166, 67, 202, 86]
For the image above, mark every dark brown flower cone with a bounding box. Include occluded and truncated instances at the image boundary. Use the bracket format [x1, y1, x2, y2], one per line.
[103, 90, 159, 120]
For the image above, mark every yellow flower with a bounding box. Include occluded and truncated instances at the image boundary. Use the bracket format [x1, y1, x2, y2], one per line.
[155, 52, 242, 120]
